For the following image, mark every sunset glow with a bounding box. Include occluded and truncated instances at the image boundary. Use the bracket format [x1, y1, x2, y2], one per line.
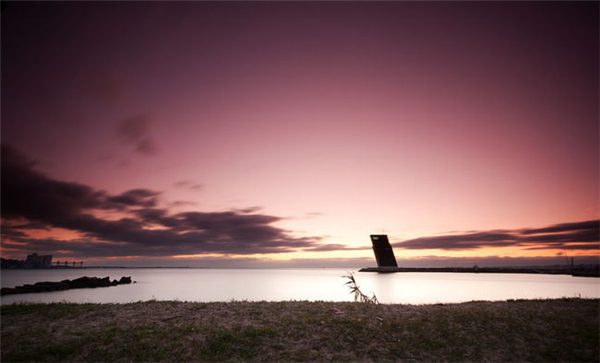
[2, 1, 598, 267]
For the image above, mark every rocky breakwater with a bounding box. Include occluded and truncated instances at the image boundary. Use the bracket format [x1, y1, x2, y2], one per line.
[1, 276, 133, 296]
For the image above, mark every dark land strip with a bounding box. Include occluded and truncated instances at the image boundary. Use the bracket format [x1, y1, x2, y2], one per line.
[359, 266, 600, 277]
[1, 276, 133, 296]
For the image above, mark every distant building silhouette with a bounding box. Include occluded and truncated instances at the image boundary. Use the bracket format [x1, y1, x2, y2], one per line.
[370, 235, 398, 267]
[25, 253, 52, 268]
[0, 254, 86, 269]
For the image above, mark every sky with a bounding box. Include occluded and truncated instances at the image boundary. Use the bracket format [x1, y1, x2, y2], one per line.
[1, 1, 599, 268]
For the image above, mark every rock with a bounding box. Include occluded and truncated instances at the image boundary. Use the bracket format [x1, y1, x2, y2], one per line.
[0, 276, 135, 296]
[99, 277, 112, 287]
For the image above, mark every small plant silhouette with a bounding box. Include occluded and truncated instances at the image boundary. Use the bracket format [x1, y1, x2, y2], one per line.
[343, 272, 379, 304]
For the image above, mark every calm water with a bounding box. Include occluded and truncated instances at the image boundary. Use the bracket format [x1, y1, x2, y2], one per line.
[2, 268, 599, 305]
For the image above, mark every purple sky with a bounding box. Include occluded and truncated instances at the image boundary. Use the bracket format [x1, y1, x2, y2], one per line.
[2, 1, 598, 267]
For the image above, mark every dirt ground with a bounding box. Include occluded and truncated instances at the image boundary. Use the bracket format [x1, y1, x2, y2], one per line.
[2, 299, 599, 362]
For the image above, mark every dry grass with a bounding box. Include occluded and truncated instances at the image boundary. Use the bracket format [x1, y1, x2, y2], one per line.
[344, 272, 379, 304]
[2, 298, 598, 362]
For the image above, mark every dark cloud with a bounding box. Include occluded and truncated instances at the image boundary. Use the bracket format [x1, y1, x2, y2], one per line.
[0, 220, 49, 240]
[1, 144, 325, 258]
[521, 220, 599, 235]
[133, 208, 167, 223]
[115, 114, 160, 156]
[1, 220, 50, 231]
[520, 230, 599, 244]
[168, 200, 198, 208]
[135, 137, 160, 156]
[116, 115, 151, 141]
[561, 243, 600, 250]
[1, 144, 108, 222]
[3, 145, 596, 260]
[174, 180, 204, 191]
[394, 220, 599, 251]
[1, 229, 29, 238]
[525, 243, 600, 251]
[395, 232, 518, 250]
[107, 189, 160, 208]
[236, 206, 262, 214]
[304, 244, 370, 252]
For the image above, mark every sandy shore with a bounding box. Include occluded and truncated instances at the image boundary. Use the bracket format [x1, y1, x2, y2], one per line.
[2, 298, 598, 362]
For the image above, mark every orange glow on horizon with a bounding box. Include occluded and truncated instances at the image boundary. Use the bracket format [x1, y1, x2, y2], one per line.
[23, 228, 86, 241]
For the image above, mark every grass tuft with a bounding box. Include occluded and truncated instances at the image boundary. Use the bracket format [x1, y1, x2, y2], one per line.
[343, 272, 379, 304]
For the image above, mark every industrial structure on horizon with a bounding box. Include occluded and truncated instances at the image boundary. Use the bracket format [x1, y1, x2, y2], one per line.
[25, 253, 53, 268]
[369, 234, 398, 268]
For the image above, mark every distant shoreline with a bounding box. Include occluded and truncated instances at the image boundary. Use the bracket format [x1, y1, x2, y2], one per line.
[3, 264, 599, 275]
[359, 266, 600, 277]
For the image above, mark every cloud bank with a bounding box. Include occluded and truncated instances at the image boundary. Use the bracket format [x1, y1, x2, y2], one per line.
[1, 144, 598, 264]
[394, 220, 599, 251]
[1, 144, 326, 258]
[116, 114, 160, 156]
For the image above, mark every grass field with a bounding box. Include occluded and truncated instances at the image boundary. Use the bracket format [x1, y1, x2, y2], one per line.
[2, 298, 598, 362]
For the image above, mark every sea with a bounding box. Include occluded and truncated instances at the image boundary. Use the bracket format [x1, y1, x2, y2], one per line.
[1, 268, 599, 305]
